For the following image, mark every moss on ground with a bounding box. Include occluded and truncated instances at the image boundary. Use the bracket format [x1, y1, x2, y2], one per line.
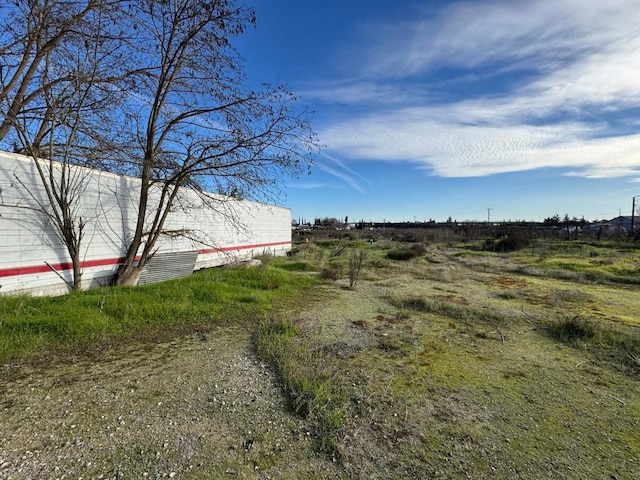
[3, 239, 640, 478]
[261, 241, 640, 479]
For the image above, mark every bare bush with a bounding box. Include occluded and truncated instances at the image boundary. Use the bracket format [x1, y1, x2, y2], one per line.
[348, 250, 367, 289]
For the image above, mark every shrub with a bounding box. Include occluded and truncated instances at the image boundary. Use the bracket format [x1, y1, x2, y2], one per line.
[483, 232, 530, 252]
[386, 243, 426, 261]
[386, 249, 414, 261]
[348, 250, 367, 288]
[320, 265, 341, 281]
[547, 316, 596, 342]
[408, 243, 427, 256]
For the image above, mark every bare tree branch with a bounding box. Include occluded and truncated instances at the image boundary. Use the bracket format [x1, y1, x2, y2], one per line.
[115, 0, 318, 285]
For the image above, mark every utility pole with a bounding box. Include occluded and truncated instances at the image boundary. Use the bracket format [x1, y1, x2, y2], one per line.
[487, 208, 492, 223]
[632, 197, 639, 231]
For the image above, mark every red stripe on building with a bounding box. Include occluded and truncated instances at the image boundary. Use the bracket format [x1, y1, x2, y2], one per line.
[0, 241, 291, 278]
[197, 240, 291, 255]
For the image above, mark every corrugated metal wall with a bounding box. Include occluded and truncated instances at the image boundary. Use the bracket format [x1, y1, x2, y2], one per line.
[138, 251, 199, 286]
[0, 151, 291, 295]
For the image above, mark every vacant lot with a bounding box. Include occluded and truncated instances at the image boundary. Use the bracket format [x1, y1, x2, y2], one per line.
[1, 239, 639, 479]
[257, 239, 640, 479]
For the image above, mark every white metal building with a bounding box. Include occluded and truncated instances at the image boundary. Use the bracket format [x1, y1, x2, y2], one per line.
[0, 150, 291, 295]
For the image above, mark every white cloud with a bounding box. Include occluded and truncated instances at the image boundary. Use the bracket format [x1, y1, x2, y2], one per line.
[313, 153, 367, 192]
[360, 0, 639, 78]
[320, 109, 640, 178]
[312, 0, 640, 179]
[321, 113, 640, 177]
[300, 81, 419, 106]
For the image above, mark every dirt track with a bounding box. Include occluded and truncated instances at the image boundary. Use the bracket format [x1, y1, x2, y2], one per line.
[0, 327, 343, 479]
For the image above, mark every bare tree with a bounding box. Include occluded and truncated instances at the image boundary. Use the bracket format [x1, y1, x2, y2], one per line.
[0, 1, 112, 144]
[1, 0, 130, 290]
[114, 0, 318, 285]
[0, 0, 318, 289]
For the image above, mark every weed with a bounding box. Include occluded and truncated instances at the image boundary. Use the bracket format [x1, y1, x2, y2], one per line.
[546, 315, 597, 341]
[386, 243, 426, 261]
[253, 316, 299, 365]
[319, 265, 341, 281]
[253, 314, 348, 454]
[553, 289, 591, 304]
[348, 250, 367, 289]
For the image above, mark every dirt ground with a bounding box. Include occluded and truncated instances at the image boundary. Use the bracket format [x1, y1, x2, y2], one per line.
[0, 327, 343, 479]
[2, 243, 639, 479]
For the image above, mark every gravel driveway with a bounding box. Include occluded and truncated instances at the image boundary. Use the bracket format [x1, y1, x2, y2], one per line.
[0, 326, 343, 479]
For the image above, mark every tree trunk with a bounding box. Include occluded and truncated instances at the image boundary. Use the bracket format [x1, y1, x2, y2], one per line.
[71, 249, 82, 291]
[114, 263, 143, 286]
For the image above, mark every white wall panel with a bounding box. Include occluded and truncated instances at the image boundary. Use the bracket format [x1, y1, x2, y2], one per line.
[0, 150, 291, 295]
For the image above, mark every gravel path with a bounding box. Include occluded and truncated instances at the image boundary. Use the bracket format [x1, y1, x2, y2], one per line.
[0, 327, 343, 479]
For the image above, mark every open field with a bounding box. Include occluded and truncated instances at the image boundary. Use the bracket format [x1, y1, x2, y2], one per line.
[1, 238, 639, 478]
[260, 239, 640, 479]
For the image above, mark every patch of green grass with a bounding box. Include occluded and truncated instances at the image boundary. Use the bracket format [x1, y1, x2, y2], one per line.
[274, 261, 316, 272]
[253, 314, 349, 454]
[0, 266, 321, 365]
[509, 241, 640, 285]
[451, 250, 494, 258]
[387, 294, 511, 327]
[313, 240, 345, 248]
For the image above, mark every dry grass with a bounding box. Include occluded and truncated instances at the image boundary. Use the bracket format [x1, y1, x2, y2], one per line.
[259, 241, 640, 479]
[3, 240, 639, 478]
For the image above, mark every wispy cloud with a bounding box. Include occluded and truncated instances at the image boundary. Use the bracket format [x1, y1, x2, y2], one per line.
[308, 0, 640, 180]
[358, 0, 638, 79]
[300, 80, 431, 107]
[313, 153, 368, 192]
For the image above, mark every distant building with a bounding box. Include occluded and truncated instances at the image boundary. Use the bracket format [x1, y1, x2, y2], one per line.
[608, 216, 634, 232]
[583, 216, 632, 236]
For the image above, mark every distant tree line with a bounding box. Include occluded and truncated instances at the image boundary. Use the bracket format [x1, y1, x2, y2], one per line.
[542, 214, 588, 227]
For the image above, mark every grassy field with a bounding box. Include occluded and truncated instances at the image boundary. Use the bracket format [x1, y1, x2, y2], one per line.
[256, 239, 640, 479]
[2, 238, 639, 478]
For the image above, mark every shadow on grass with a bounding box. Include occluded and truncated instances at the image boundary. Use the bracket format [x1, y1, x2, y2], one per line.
[545, 316, 640, 375]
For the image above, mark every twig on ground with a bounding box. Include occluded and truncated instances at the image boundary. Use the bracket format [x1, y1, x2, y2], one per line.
[610, 395, 625, 406]
[43, 378, 59, 400]
[521, 310, 536, 324]
[492, 325, 505, 343]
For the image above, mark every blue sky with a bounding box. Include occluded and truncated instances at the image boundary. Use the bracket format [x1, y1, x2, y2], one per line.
[236, 0, 640, 223]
